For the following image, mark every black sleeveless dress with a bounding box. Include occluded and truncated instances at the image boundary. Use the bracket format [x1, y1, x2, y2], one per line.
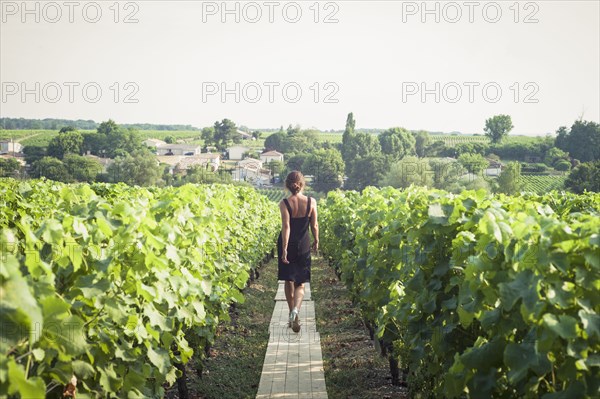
[277, 197, 312, 284]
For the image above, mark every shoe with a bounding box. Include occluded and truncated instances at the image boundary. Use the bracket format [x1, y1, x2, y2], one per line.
[288, 310, 294, 328]
[292, 311, 300, 333]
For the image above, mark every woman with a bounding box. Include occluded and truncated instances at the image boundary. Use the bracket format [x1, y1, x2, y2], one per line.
[277, 171, 319, 333]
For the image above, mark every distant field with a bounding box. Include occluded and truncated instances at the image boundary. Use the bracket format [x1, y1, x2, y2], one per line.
[258, 187, 322, 201]
[136, 130, 200, 141]
[2, 129, 545, 150]
[0, 129, 55, 142]
[0, 129, 202, 147]
[429, 134, 541, 147]
[257, 188, 288, 202]
[520, 175, 566, 194]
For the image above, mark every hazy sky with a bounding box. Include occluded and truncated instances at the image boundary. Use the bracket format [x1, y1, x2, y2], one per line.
[1, 0, 599, 134]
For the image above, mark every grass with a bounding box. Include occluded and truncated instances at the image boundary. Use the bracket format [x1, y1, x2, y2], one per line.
[311, 257, 408, 399]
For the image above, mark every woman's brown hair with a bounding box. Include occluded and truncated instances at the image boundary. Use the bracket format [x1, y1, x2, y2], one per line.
[285, 171, 305, 195]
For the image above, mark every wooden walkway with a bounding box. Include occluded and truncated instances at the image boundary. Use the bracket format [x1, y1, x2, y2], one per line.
[256, 281, 328, 399]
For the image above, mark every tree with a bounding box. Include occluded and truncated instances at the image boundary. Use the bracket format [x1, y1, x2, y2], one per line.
[283, 132, 317, 153]
[63, 154, 103, 182]
[345, 154, 388, 191]
[0, 157, 21, 178]
[264, 129, 318, 154]
[380, 156, 434, 188]
[106, 151, 162, 186]
[97, 119, 120, 135]
[565, 161, 600, 193]
[429, 158, 466, 190]
[484, 115, 513, 144]
[59, 126, 77, 133]
[201, 127, 215, 146]
[555, 120, 600, 163]
[341, 112, 356, 163]
[378, 127, 416, 161]
[343, 132, 381, 162]
[178, 165, 233, 185]
[252, 130, 262, 140]
[164, 136, 175, 144]
[457, 153, 489, 174]
[243, 151, 259, 160]
[284, 154, 308, 176]
[455, 142, 489, 156]
[495, 161, 522, 195]
[47, 129, 83, 159]
[424, 140, 449, 157]
[22, 146, 46, 164]
[544, 147, 569, 167]
[31, 157, 72, 182]
[83, 120, 145, 158]
[266, 160, 284, 175]
[302, 149, 345, 193]
[414, 130, 430, 157]
[286, 124, 301, 136]
[213, 119, 239, 150]
[264, 132, 287, 152]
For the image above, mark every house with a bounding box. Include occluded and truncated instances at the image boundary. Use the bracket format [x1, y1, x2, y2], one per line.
[237, 130, 253, 140]
[0, 154, 26, 166]
[228, 145, 250, 161]
[232, 159, 271, 186]
[143, 138, 167, 149]
[83, 153, 113, 171]
[238, 158, 263, 169]
[156, 155, 185, 174]
[176, 153, 220, 173]
[0, 141, 22, 155]
[260, 150, 284, 164]
[156, 144, 201, 156]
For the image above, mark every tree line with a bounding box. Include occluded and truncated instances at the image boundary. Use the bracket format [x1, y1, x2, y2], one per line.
[1, 114, 599, 194]
[0, 117, 198, 131]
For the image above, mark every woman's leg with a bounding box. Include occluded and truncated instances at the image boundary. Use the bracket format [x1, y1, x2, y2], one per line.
[284, 280, 295, 311]
[293, 283, 305, 311]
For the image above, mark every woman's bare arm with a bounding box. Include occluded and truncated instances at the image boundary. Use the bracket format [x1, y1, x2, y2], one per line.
[279, 200, 290, 262]
[310, 201, 319, 251]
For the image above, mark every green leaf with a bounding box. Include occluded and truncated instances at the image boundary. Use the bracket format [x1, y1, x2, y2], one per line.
[72, 360, 95, 379]
[7, 358, 46, 398]
[143, 303, 171, 331]
[0, 255, 44, 351]
[460, 337, 504, 371]
[428, 204, 446, 224]
[543, 314, 578, 339]
[32, 348, 45, 361]
[541, 381, 585, 399]
[578, 310, 600, 339]
[146, 345, 171, 376]
[499, 270, 538, 312]
[42, 315, 88, 356]
[504, 342, 551, 384]
[98, 363, 122, 393]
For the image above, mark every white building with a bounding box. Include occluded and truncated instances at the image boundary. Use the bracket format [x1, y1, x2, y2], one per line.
[175, 154, 220, 174]
[156, 144, 201, 156]
[238, 158, 263, 169]
[143, 138, 167, 148]
[232, 159, 271, 186]
[228, 145, 250, 160]
[156, 155, 185, 174]
[237, 130, 253, 140]
[260, 150, 284, 164]
[0, 141, 22, 155]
